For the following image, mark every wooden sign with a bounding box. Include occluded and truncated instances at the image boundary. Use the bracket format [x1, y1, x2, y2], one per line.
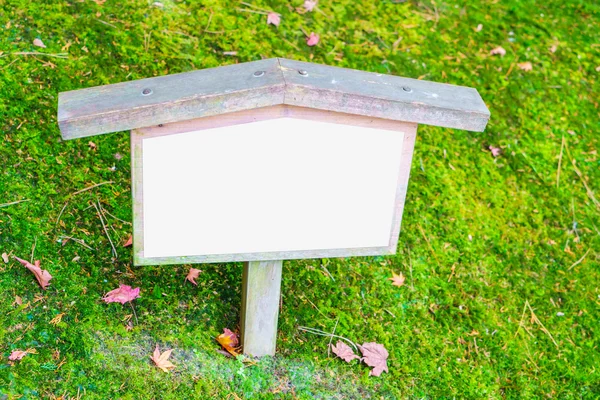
[58, 58, 489, 357]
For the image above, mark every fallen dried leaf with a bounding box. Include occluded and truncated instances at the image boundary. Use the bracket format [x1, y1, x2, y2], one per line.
[518, 62, 533, 71]
[475, 24, 483, 32]
[49, 313, 65, 326]
[9, 350, 28, 361]
[216, 328, 240, 357]
[150, 344, 176, 372]
[14, 256, 52, 290]
[103, 284, 140, 304]
[267, 12, 280, 27]
[88, 141, 97, 150]
[359, 342, 389, 377]
[490, 46, 506, 56]
[489, 146, 501, 157]
[389, 272, 405, 287]
[304, 0, 317, 11]
[186, 268, 202, 286]
[307, 32, 319, 47]
[33, 38, 46, 48]
[549, 44, 558, 53]
[330, 341, 360, 362]
[2, 252, 8, 263]
[14, 295, 22, 306]
[123, 235, 133, 247]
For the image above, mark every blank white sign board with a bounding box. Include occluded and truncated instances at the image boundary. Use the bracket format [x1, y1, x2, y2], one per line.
[141, 117, 405, 259]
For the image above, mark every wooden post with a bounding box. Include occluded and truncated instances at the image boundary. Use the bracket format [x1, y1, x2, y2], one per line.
[240, 260, 283, 357]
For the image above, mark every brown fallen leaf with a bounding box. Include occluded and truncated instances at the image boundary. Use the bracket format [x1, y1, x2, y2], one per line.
[475, 24, 483, 32]
[14, 256, 52, 290]
[304, 0, 317, 11]
[150, 344, 176, 372]
[307, 32, 319, 47]
[14, 295, 23, 306]
[389, 272, 405, 287]
[123, 235, 133, 247]
[266, 12, 280, 27]
[2, 252, 8, 263]
[359, 342, 389, 377]
[33, 38, 46, 48]
[330, 341, 360, 362]
[186, 268, 202, 286]
[518, 62, 533, 71]
[216, 328, 240, 357]
[549, 44, 558, 53]
[103, 284, 140, 304]
[88, 141, 97, 150]
[489, 145, 501, 157]
[9, 349, 30, 361]
[490, 46, 506, 57]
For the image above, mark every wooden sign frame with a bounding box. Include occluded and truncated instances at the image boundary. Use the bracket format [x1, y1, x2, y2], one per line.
[130, 105, 417, 266]
[58, 58, 489, 357]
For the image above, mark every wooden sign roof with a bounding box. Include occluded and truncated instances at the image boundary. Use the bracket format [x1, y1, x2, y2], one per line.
[58, 58, 490, 140]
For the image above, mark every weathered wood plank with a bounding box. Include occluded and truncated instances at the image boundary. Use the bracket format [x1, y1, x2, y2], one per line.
[58, 59, 285, 140]
[241, 260, 283, 357]
[278, 58, 490, 132]
[58, 58, 489, 140]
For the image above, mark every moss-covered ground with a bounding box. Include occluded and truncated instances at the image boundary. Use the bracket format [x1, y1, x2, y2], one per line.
[1, 0, 599, 398]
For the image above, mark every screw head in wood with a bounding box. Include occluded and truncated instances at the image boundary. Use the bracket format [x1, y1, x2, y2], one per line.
[402, 86, 412, 93]
[142, 88, 153, 96]
[298, 69, 308, 76]
[253, 71, 265, 77]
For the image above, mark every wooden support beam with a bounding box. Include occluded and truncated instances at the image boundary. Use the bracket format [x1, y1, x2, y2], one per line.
[240, 260, 283, 357]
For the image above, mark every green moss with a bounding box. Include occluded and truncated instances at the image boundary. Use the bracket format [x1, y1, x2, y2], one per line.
[1, 0, 599, 398]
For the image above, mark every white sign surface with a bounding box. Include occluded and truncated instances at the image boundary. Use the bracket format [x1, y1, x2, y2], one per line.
[141, 117, 405, 258]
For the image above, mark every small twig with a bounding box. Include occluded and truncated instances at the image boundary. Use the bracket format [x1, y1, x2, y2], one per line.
[526, 301, 558, 348]
[101, 208, 132, 226]
[514, 301, 535, 339]
[55, 181, 114, 228]
[327, 318, 340, 357]
[0, 199, 30, 208]
[304, 297, 332, 320]
[383, 309, 396, 318]
[417, 224, 441, 268]
[93, 200, 118, 259]
[505, 56, 519, 79]
[204, 11, 213, 32]
[568, 248, 591, 271]
[30, 237, 37, 263]
[55, 202, 69, 228]
[236, 8, 269, 15]
[321, 265, 335, 281]
[71, 181, 114, 197]
[406, 245, 415, 291]
[59, 236, 95, 251]
[570, 158, 600, 209]
[129, 302, 139, 325]
[11, 52, 68, 59]
[96, 19, 117, 29]
[298, 326, 358, 352]
[556, 135, 565, 188]
[564, 144, 600, 209]
[239, 1, 272, 12]
[0, 58, 19, 70]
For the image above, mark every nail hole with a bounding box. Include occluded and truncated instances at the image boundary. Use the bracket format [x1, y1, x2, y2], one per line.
[402, 86, 412, 93]
[253, 71, 265, 77]
[298, 70, 308, 76]
[142, 88, 153, 96]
